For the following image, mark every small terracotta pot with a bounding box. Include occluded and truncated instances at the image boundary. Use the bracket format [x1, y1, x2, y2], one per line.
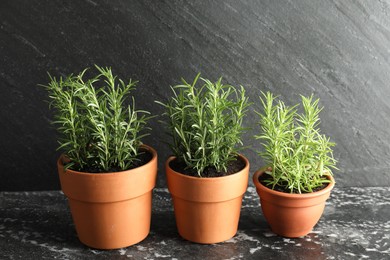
[166, 155, 249, 244]
[253, 168, 335, 238]
[58, 145, 158, 249]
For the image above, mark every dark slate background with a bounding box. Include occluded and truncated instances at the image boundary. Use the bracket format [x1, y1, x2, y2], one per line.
[1, 0, 389, 191]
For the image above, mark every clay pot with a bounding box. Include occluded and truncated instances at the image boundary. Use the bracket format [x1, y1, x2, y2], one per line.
[253, 168, 335, 238]
[166, 155, 249, 244]
[58, 145, 158, 249]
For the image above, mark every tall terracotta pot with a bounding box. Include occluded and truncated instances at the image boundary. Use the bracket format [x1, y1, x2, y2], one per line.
[58, 144, 158, 249]
[253, 169, 335, 238]
[166, 155, 249, 244]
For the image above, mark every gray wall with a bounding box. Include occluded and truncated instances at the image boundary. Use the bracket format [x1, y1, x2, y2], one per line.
[1, 0, 389, 191]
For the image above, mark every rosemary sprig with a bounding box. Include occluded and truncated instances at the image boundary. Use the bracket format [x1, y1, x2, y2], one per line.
[157, 73, 250, 177]
[255, 91, 337, 193]
[41, 65, 151, 172]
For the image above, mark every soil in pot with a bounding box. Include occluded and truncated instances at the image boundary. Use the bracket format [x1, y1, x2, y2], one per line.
[259, 173, 329, 193]
[169, 156, 246, 177]
[65, 148, 153, 173]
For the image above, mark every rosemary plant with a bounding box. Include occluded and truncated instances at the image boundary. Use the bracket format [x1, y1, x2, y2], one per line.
[42, 65, 151, 172]
[157, 73, 250, 177]
[255, 92, 337, 193]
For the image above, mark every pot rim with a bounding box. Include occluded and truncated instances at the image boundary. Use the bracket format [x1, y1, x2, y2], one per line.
[253, 167, 335, 198]
[166, 154, 249, 181]
[166, 154, 249, 202]
[58, 144, 157, 176]
[58, 144, 158, 202]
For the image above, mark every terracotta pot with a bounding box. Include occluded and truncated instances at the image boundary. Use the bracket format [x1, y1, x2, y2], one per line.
[166, 155, 249, 244]
[58, 145, 158, 249]
[253, 169, 335, 238]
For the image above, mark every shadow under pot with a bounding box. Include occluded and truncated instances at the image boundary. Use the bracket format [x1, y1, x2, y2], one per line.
[57, 144, 158, 249]
[252, 169, 335, 238]
[165, 155, 249, 244]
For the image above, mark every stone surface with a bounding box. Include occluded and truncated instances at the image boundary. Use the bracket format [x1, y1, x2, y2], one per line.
[1, 0, 390, 190]
[1, 187, 389, 259]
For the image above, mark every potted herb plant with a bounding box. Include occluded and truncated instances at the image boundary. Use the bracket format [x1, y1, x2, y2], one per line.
[253, 91, 337, 238]
[41, 65, 158, 249]
[156, 74, 250, 244]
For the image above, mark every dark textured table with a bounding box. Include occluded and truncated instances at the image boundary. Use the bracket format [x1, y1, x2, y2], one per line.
[1, 186, 389, 259]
